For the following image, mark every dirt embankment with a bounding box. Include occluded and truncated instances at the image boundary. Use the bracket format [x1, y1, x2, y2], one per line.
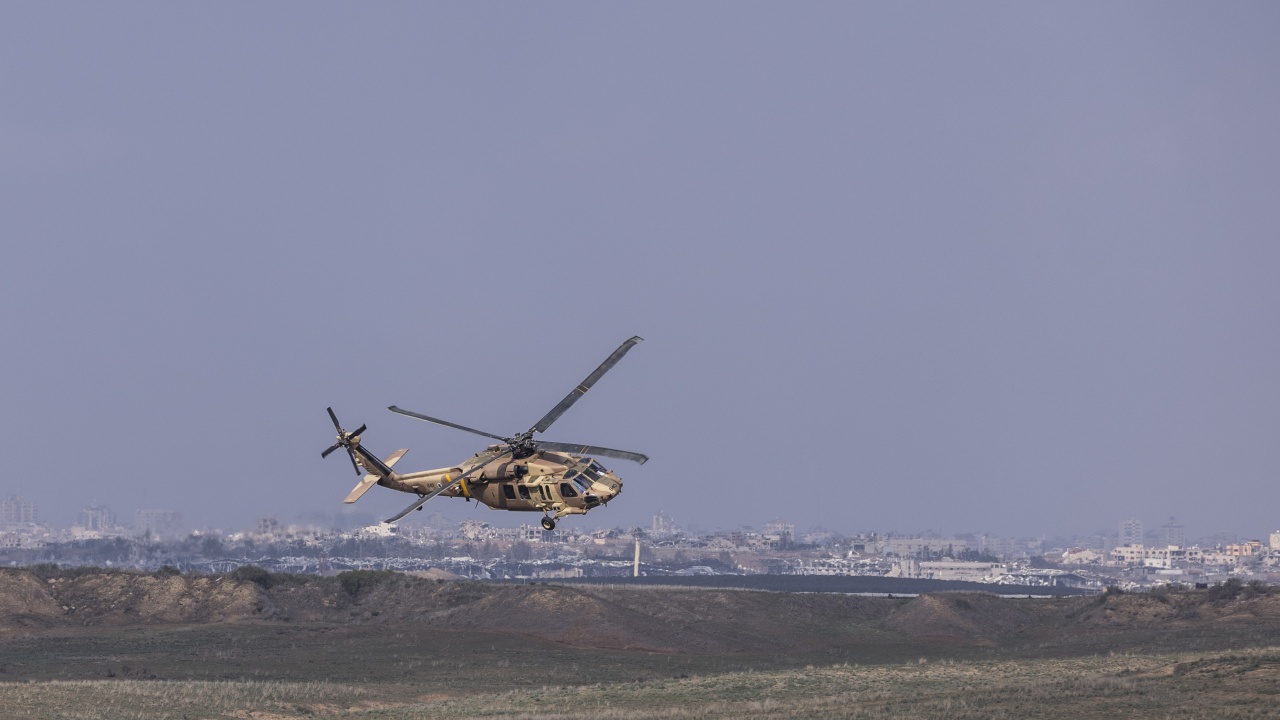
[4, 568, 1280, 654]
[0, 570, 262, 630]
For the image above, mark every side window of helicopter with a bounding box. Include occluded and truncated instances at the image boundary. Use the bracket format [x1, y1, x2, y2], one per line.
[559, 482, 578, 498]
[572, 475, 593, 494]
[502, 484, 516, 500]
[517, 485, 531, 501]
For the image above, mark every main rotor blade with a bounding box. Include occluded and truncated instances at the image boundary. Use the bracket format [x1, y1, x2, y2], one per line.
[383, 449, 512, 523]
[538, 441, 649, 465]
[387, 406, 510, 442]
[531, 336, 643, 434]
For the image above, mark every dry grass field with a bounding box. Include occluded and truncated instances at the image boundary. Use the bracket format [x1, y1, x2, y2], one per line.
[3, 569, 1280, 718]
[2, 647, 1278, 719]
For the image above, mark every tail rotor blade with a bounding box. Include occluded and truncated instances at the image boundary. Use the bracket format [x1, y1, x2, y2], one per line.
[322, 407, 365, 473]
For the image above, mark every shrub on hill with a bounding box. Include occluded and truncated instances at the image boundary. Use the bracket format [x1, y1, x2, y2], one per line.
[337, 570, 399, 598]
[230, 565, 274, 588]
[27, 564, 107, 581]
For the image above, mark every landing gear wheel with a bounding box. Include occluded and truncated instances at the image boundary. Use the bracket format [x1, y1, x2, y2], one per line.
[541, 517, 556, 531]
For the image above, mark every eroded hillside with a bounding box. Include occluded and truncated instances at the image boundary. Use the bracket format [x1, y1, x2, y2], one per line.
[3, 567, 1280, 657]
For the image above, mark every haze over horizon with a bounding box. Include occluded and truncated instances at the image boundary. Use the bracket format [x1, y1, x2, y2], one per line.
[3, 4, 1279, 541]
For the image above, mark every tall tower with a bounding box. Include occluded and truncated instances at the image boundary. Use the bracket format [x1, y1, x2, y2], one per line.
[1119, 517, 1143, 547]
[0, 496, 37, 528]
[1159, 516, 1185, 548]
[651, 510, 676, 536]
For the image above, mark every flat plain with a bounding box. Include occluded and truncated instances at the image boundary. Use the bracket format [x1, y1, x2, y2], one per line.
[1, 568, 1278, 718]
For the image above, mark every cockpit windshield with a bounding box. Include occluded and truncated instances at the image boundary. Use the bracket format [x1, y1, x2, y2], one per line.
[571, 460, 609, 493]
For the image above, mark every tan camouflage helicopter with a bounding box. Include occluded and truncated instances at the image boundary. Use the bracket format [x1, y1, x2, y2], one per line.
[322, 336, 647, 530]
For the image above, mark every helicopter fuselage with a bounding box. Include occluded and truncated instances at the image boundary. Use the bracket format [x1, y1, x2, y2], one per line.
[375, 446, 622, 520]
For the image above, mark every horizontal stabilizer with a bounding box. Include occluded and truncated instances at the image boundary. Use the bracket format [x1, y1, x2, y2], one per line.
[344, 475, 379, 504]
[384, 448, 408, 468]
[343, 449, 405, 503]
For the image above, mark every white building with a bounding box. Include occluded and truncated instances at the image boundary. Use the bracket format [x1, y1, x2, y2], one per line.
[913, 560, 1006, 582]
[763, 519, 794, 542]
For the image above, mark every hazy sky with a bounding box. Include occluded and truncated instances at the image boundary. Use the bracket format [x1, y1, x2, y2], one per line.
[3, 3, 1278, 540]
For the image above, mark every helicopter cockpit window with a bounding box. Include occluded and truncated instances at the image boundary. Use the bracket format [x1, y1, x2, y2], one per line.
[571, 461, 609, 493]
[559, 482, 578, 498]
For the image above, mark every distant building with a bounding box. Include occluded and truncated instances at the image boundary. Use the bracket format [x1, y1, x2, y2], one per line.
[1159, 517, 1185, 548]
[1111, 543, 1205, 567]
[909, 560, 1005, 582]
[135, 509, 182, 538]
[1061, 547, 1103, 565]
[1119, 518, 1143, 547]
[881, 537, 969, 557]
[1270, 531, 1280, 551]
[78, 504, 115, 532]
[763, 519, 794, 542]
[1225, 540, 1264, 557]
[532, 567, 583, 579]
[651, 510, 677, 536]
[1112, 544, 1146, 565]
[0, 496, 37, 528]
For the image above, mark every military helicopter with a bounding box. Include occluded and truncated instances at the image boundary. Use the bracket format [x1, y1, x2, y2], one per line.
[322, 336, 647, 530]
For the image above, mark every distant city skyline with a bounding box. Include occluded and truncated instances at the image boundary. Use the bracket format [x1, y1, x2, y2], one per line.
[3, 493, 1272, 551]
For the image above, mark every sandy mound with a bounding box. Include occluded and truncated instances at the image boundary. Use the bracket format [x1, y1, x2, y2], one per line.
[0, 570, 63, 631]
[883, 592, 1040, 644]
